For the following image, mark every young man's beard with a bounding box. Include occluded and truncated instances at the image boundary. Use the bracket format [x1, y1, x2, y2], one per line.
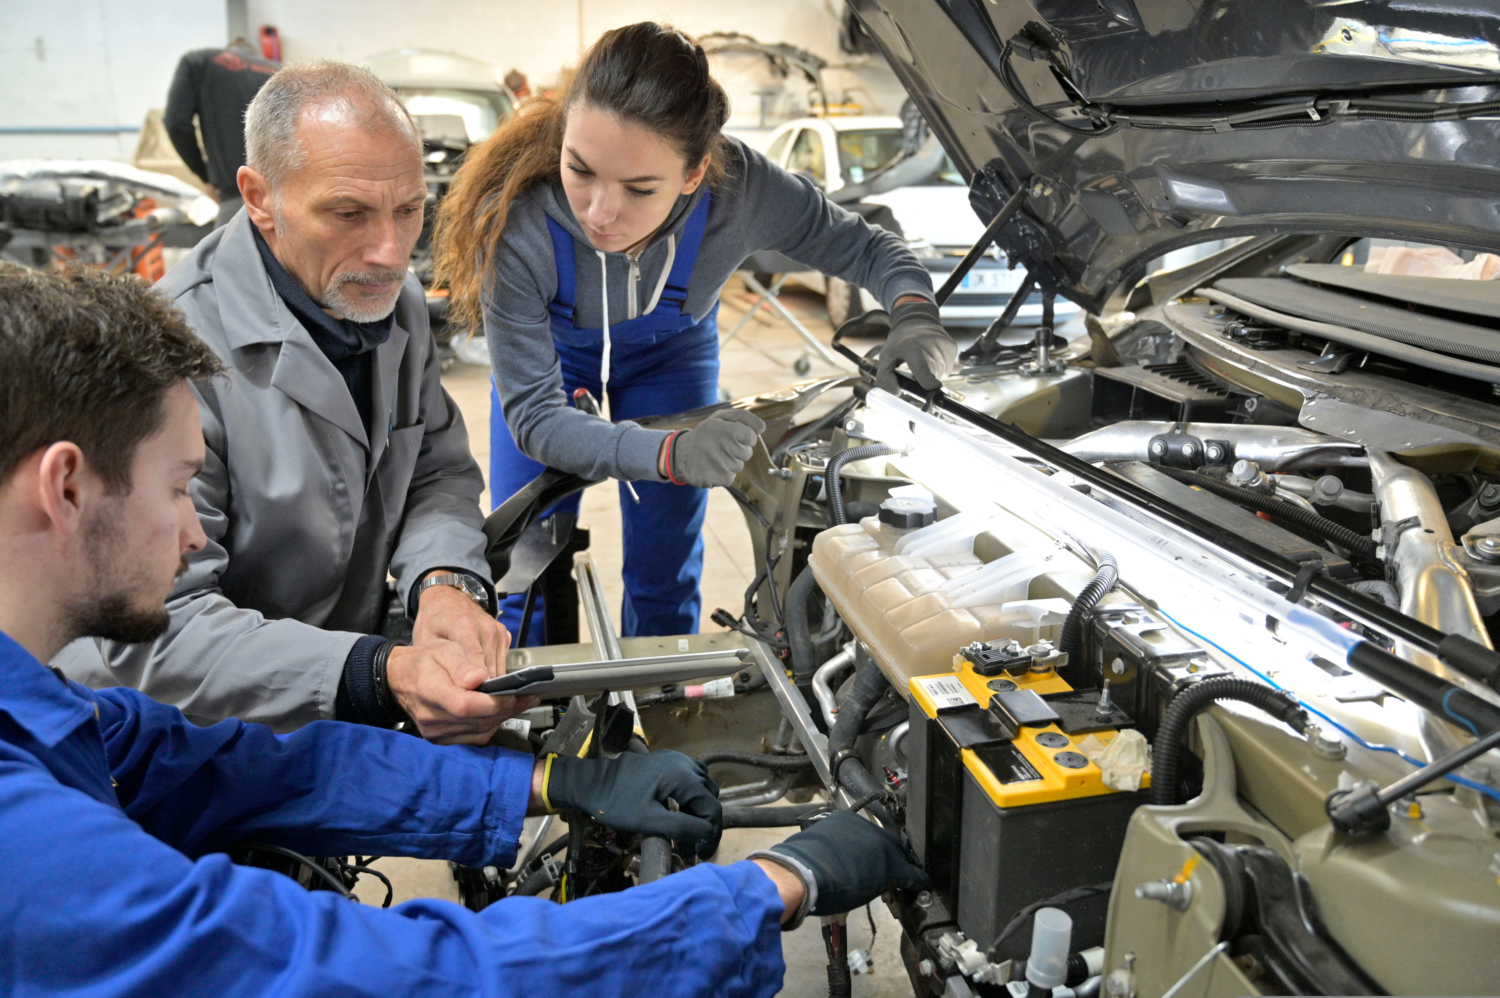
[61, 504, 183, 646]
[71, 590, 172, 645]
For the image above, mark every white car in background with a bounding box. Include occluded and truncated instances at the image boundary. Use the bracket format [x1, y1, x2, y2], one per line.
[364, 49, 519, 367]
[759, 115, 1079, 328]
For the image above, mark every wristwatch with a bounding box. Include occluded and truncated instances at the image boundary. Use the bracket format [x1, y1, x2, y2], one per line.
[414, 572, 492, 613]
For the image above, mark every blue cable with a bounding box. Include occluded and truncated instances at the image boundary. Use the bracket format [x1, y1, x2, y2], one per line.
[1155, 607, 1500, 806]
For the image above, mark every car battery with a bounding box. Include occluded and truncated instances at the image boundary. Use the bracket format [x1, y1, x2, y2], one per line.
[905, 651, 1147, 960]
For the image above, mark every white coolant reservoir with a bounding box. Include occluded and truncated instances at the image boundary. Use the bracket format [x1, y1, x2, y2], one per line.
[809, 509, 1073, 685]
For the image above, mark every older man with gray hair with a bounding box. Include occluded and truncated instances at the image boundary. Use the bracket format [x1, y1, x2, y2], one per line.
[56, 61, 530, 741]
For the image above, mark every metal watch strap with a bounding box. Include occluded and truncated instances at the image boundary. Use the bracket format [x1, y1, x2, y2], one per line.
[416, 572, 490, 612]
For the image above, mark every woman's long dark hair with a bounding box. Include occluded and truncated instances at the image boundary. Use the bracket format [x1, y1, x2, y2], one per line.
[434, 22, 731, 334]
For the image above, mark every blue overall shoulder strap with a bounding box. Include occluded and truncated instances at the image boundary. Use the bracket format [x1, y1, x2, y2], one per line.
[653, 191, 711, 317]
[545, 213, 577, 325]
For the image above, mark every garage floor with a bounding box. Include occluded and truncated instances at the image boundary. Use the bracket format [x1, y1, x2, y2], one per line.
[359, 277, 914, 996]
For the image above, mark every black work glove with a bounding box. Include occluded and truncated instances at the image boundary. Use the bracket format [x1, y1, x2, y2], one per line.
[766, 810, 929, 916]
[875, 300, 957, 394]
[666, 409, 766, 488]
[544, 750, 723, 858]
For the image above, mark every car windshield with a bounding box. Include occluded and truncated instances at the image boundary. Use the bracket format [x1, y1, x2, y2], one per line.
[837, 129, 904, 184]
[398, 88, 514, 142]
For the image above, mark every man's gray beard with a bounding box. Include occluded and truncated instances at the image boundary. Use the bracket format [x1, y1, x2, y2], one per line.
[319, 270, 405, 323]
[269, 205, 404, 324]
[60, 503, 178, 646]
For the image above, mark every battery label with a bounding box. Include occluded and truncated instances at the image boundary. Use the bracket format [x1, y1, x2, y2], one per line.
[915, 675, 978, 710]
[975, 743, 1044, 784]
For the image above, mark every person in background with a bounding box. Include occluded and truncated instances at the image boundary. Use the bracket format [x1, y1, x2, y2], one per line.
[0, 262, 928, 998]
[505, 69, 532, 99]
[56, 61, 525, 743]
[164, 39, 279, 226]
[434, 23, 956, 645]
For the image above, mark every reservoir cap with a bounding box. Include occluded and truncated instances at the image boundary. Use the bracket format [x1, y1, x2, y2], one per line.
[879, 496, 936, 529]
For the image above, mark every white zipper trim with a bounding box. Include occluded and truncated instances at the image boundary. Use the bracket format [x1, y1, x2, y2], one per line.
[596, 249, 611, 420]
[645, 234, 675, 315]
[627, 254, 640, 320]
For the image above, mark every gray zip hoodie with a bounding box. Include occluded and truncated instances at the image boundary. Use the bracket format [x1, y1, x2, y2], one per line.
[483, 136, 933, 485]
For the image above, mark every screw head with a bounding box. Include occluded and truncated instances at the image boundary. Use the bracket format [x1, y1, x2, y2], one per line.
[1180, 442, 1196, 458]
[1111, 656, 1127, 675]
[1206, 445, 1223, 461]
[1150, 440, 1166, 456]
[917, 890, 934, 908]
[1479, 536, 1500, 555]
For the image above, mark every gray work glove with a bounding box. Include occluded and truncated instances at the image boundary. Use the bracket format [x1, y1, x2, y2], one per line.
[544, 749, 723, 859]
[666, 408, 766, 488]
[875, 300, 957, 394]
[761, 810, 930, 917]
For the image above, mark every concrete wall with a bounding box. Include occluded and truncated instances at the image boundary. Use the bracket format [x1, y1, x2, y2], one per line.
[0, 1, 227, 161]
[243, 0, 906, 145]
[0, 0, 904, 163]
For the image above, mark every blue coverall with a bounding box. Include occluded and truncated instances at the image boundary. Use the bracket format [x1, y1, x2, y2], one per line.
[489, 194, 719, 643]
[0, 629, 785, 996]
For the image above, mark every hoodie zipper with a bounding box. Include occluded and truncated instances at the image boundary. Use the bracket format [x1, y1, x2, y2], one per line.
[626, 251, 641, 320]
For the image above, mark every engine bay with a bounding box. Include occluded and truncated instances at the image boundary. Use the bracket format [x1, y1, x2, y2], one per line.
[484, 231, 1500, 997]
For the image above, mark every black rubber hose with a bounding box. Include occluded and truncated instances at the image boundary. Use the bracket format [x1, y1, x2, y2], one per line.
[1154, 466, 1379, 561]
[1010, 953, 1095, 988]
[787, 567, 822, 686]
[823, 920, 852, 998]
[1149, 677, 1309, 806]
[722, 804, 827, 828]
[638, 836, 672, 885]
[513, 838, 569, 897]
[1059, 551, 1118, 663]
[827, 443, 896, 526]
[826, 660, 898, 830]
[514, 865, 557, 896]
[697, 750, 814, 772]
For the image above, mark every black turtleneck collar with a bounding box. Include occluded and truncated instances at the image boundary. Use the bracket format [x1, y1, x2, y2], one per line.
[251, 224, 394, 360]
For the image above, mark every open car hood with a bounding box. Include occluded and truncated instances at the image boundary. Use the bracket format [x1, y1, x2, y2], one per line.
[848, 0, 1500, 312]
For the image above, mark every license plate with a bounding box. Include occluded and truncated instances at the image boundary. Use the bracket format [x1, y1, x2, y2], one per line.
[959, 269, 1018, 292]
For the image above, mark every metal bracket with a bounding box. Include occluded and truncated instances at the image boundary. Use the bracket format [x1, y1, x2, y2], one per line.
[1146, 423, 1226, 469]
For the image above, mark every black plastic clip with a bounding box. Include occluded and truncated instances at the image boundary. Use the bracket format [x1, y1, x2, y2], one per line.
[1285, 561, 1322, 606]
[1378, 516, 1421, 554]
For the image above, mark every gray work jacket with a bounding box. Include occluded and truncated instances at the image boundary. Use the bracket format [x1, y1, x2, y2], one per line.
[53, 211, 492, 731]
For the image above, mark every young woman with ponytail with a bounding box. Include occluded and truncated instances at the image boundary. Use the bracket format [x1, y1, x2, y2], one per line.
[435, 22, 952, 641]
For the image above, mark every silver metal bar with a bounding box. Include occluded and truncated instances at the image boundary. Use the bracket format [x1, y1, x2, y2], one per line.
[718, 773, 792, 808]
[812, 643, 855, 729]
[1055, 420, 1366, 470]
[573, 552, 637, 716]
[739, 272, 850, 369]
[510, 813, 555, 876]
[719, 274, 775, 346]
[1159, 941, 1230, 998]
[748, 636, 862, 811]
[574, 552, 624, 661]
